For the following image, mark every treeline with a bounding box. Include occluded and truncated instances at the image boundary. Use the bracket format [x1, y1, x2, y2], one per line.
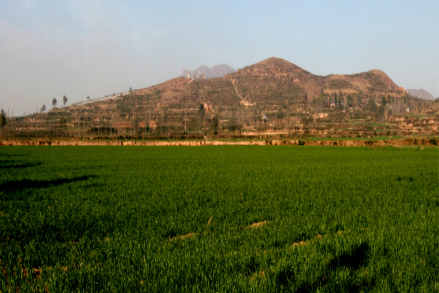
[0, 93, 436, 140]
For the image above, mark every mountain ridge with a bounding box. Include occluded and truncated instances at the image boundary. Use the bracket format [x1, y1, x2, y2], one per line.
[182, 64, 236, 79]
[406, 88, 434, 101]
[123, 57, 414, 130]
[131, 57, 409, 113]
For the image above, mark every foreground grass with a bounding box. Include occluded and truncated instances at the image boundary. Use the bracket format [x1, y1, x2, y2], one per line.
[0, 146, 438, 292]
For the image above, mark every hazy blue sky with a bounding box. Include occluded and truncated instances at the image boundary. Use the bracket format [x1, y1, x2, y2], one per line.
[1, 0, 438, 115]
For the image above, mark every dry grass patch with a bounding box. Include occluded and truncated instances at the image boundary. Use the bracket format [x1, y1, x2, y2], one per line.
[293, 241, 307, 247]
[170, 232, 197, 241]
[248, 220, 268, 228]
[291, 231, 349, 249]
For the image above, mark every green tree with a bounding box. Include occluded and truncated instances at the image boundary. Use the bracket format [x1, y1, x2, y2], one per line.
[52, 98, 57, 108]
[377, 105, 385, 120]
[211, 115, 219, 134]
[40, 104, 46, 113]
[227, 117, 243, 134]
[199, 104, 205, 129]
[365, 98, 378, 112]
[132, 116, 140, 135]
[347, 94, 353, 107]
[0, 109, 6, 128]
[63, 95, 68, 106]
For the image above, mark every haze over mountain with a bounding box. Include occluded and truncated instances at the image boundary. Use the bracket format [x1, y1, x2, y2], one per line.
[182, 65, 236, 79]
[211, 65, 237, 78]
[406, 89, 435, 101]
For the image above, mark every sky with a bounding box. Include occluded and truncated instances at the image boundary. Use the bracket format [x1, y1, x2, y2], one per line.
[0, 0, 438, 116]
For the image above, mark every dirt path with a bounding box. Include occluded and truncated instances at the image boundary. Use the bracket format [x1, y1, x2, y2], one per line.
[231, 79, 252, 107]
[231, 79, 244, 100]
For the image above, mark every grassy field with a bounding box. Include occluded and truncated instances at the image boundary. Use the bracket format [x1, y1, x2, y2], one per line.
[0, 146, 438, 292]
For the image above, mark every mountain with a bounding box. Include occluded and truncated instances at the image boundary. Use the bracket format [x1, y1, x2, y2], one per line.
[326, 69, 405, 94]
[224, 57, 325, 105]
[130, 57, 409, 114]
[211, 64, 236, 77]
[220, 57, 405, 105]
[406, 89, 434, 101]
[34, 56, 434, 140]
[182, 64, 236, 79]
[118, 57, 414, 132]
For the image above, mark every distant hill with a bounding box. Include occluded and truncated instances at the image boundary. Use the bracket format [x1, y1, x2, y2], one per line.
[211, 64, 236, 77]
[406, 89, 434, 101]
[182, 64, 236, 79]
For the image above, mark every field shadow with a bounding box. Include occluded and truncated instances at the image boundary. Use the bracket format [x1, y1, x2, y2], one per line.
[7, 212, 117, 246]
[329, 242, 370, 270]
[0, 161, 42, 169]
[56, 165, 106, 173]
[396, 175, 414, 182]
[0, 153, 29, 157]
[0, 175, 98, 198]
[279, 242, 374, 292]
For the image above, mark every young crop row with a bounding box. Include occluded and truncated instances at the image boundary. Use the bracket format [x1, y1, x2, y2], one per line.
[0, 145, 437, 292]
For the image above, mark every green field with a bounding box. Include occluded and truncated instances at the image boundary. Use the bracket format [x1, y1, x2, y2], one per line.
[1, 146, 438, 292]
